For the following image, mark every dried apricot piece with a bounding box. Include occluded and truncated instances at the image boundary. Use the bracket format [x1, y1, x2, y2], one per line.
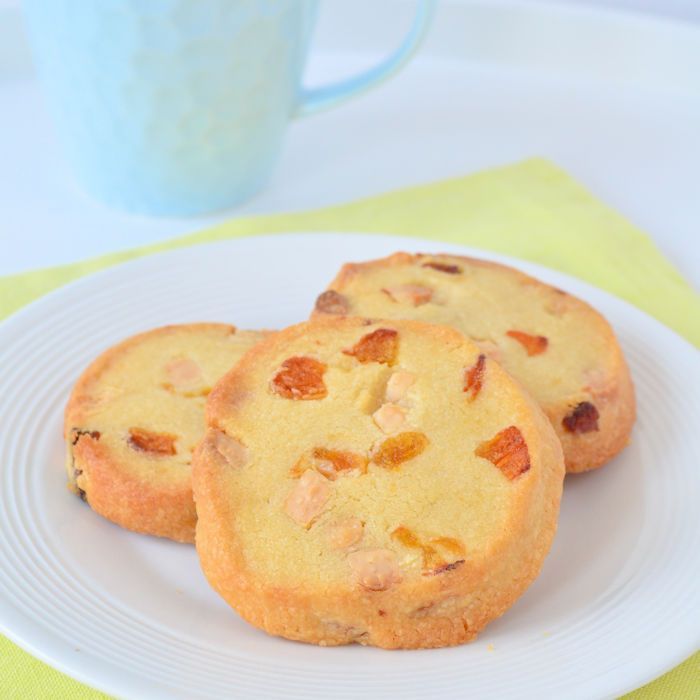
[285, 469, 331, 527]
[475, 426, 531, 480]
[464, 354, 486, 401]
[422, 261, 461, 274]
[314, 290, 349, 315]
[562, 401, 600, 433]
[128, 428, 177, 456]
[271, 356, 327, 400]
[347, 549, 402, 591]
[392, 526, 465, 574]
[290, 448, 368, 480]
[506, 330, 548, 356]
[288, 455, 312, 479]
[313, 447, 368, 480]
[372, 432, 428, 469]
[343, 328, 398, 366]
[382, 284, 433, 306]
[391, 525, 423, 550]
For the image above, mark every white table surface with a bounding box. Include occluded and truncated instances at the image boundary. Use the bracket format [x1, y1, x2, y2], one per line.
[1, 0, 699, 290]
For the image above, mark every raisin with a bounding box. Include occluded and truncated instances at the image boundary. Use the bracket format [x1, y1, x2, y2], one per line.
[343, 328, 399, 365]
[464, 354, 486, 401]
[427, 560, 465, 575]
[475, 426, 531, 480]
[314, 290, 349, 315]
[372, 432, 428, 469]
[71, 429, 100, 445]
[271, 356, 327, 400]
[69, 429, 99, 502]
[506, 330, 548, 356]
[128, 428, 177, 456]
[562, 401, 600, 433]
[422, 261, 461, 274]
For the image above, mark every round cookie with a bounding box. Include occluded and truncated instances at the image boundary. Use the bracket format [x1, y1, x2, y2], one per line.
[312, 253, 635, 473]
[193, 317, 564, 649]
[64, 323, 268, 543]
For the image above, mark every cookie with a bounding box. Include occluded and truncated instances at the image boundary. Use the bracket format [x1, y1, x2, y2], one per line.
[193, 317, 564, 649]
[64, 323, 268, 543]
[313, 253, 635, 473]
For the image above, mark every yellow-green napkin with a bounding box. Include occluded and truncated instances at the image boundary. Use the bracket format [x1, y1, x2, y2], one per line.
[1, 158, 697, 699]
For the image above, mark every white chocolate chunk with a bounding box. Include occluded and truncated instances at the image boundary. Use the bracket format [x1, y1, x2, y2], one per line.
[385, 370, 415, 403]
[211, 431, 248, 469]
[372, 403, 406, 434]
[347, 549, 402, 591]
[165, 357, 202, 388]
[327, 517, 364, 550]
[285, 469, 330, 527]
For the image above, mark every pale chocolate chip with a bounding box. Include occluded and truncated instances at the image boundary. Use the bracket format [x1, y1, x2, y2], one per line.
[385, 370, 415, 403]
[372, 403, 407, 434]
[347, 549, 402, 591]
[285, 469, 331, 527]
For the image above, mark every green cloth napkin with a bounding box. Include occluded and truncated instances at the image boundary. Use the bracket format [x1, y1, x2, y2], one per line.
[1, 158, 697, 699]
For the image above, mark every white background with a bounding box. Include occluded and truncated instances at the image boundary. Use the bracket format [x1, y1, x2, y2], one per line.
[1, 0, 699, 286]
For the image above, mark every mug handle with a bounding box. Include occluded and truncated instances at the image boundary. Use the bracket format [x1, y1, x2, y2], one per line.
[295, 0, 436, 118]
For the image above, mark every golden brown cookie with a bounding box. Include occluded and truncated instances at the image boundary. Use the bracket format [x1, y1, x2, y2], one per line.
[64, 323, 268, 543]
[313, 253, 635, 473]
[193, 317, 564, 648]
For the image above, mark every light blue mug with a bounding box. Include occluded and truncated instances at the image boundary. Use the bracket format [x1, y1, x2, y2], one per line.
[22, 0, 435, 216]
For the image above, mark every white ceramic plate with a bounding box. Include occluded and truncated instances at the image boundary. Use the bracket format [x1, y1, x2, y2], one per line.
[0, 233, 698, 700]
